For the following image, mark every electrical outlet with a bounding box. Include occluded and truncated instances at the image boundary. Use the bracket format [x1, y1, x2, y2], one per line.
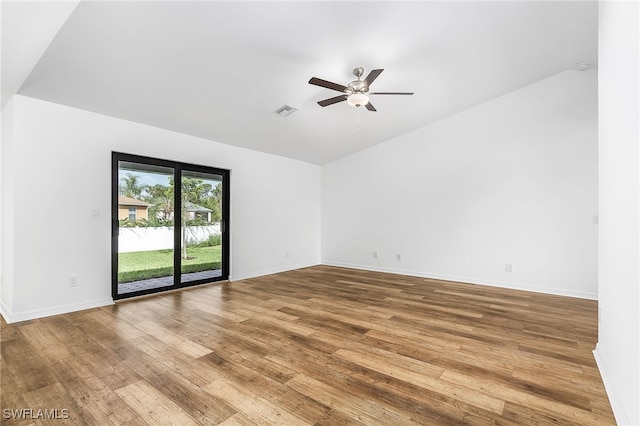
[396, 254, 401, 261]
[68, 276, 78, 287]
[505, 264, 513, 272]
[373, 251, 378, 259]
[593, 215, 599, 224]
[285, 251, 289, 258]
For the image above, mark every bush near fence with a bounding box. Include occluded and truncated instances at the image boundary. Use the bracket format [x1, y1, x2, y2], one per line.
[118, 225, 221, 253]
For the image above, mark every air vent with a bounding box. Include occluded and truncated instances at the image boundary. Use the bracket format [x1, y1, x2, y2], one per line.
[274, 105, 298, 117]
[576, 62, 589, 71]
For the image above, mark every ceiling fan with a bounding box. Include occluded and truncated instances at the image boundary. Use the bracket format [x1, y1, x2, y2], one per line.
[309, 67, 414, 112]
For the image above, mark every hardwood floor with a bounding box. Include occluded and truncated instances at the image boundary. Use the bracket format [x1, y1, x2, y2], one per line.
[1, 266, 615, 425]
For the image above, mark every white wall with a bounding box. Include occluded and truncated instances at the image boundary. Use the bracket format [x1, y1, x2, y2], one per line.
[0, 97, 14, 315]
[322, 70, 598, 299]
[0, 95, 321, 323]
[594, 2, 640, 424]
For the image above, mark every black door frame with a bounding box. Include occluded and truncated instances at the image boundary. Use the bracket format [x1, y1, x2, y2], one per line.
[111, 152, 230, 300]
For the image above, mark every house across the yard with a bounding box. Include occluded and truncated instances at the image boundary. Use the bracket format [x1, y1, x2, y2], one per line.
[117, 195, 151, 221]
[184, 201, 213, 222]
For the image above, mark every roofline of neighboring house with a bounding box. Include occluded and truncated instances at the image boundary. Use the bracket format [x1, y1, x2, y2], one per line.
[118, 195, 151, 207]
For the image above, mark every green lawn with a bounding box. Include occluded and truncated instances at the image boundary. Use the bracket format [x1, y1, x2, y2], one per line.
[118, 245, 222, 283]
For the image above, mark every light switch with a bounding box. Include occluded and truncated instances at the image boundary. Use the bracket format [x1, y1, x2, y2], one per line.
[90, 209, 103, 219]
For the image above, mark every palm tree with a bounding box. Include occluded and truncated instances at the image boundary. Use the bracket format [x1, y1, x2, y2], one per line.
[119, 173, 144, 199]
[146, 184, 173, 222]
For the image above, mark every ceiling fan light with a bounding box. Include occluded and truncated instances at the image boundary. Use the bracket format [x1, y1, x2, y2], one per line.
[347, 93, 369, 107]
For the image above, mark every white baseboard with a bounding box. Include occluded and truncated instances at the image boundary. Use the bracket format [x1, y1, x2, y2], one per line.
[321, 261, 598, 300]
[2, 262, 323, 323]
[0, 298, 13, 323]
[1, 262, 595, 322]
[230, 261, 320, 282]
[593, 344, 633, 426]
[1, 297, 114, 324]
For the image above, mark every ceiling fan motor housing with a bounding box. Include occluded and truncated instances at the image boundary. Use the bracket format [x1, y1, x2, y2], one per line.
[348, 80, 368, 94]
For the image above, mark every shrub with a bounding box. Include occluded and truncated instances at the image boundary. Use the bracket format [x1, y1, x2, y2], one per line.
[118, 267, 174, 283]
[118, 261, 222, 283]
[195, 234, 222, 247]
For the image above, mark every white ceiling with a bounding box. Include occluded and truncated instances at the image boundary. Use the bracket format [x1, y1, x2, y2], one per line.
[0, 0, 80, 106]
[3, 1, 597, 165]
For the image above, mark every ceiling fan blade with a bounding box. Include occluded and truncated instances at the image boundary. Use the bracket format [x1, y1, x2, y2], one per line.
[318, 94, 348, 107]
[365, 102, 377, 112]
[364, 69, 384, 87]
[369, 92, 414, 95]
[309, 77, 348, 93]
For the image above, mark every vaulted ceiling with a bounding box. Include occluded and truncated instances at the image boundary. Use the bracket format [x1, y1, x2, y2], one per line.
[2, 1, 597, 165]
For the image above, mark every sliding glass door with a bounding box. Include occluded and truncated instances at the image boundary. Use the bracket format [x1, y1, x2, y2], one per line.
[112, 152, 229, 299]
[114, 159, 176, 296]
[179, 168, 225, 285]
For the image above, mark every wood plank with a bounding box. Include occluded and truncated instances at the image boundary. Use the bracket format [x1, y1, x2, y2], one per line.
[1, 332, 59, 394]
[131, 334, 221, 386]
[115, 381, 198, 425]
[197, 349, 353, 425]
[204, 377, 310, 425]
[132, 320, 213, 358]
[265, 341, 494, 425]
[286, 373, 419, 425]
[48, 356, 143, 425]
[217, 413, 256, 426]
[17, 321, 73, 363]
[116, 345, 236, 424]
[335, 348, 505, 415]
[13, 382, 86, 425]
[441, 368, 592, 413]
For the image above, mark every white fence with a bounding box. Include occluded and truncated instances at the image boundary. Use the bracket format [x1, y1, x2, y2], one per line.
[119, 225, 221, 253]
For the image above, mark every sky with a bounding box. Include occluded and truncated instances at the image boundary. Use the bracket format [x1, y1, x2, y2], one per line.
[119, 169, 221, 196]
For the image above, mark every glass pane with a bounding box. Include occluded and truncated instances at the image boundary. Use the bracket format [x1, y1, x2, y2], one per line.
[180, 169, 223, 284]
[117, 161, 175, 295]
